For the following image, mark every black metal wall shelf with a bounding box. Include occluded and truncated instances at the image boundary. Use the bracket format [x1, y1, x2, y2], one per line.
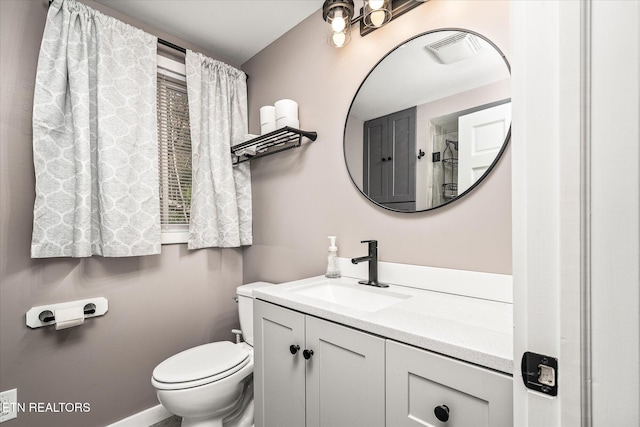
[231, 127, 318, 165]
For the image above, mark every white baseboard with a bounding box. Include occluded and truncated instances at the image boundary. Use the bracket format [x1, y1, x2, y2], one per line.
[106, 404, 173, 427]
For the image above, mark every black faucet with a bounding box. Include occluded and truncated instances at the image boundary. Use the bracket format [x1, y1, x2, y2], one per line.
[351, 240, 388, 288]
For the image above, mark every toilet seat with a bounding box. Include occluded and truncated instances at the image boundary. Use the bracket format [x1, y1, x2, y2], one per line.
[152, 341, 250, 391]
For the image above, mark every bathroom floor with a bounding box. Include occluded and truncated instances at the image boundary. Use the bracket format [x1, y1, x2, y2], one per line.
[150, 415, 181, 427]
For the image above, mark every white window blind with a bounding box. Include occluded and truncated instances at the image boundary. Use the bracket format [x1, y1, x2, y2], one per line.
[157, 57, 191, 244]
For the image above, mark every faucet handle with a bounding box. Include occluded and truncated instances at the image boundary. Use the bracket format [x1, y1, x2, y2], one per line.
[360, 240, 378, 250]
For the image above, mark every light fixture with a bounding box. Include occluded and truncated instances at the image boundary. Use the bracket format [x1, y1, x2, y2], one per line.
[322, 0, 355, 48]
[322, 0, 426, 48]
[363, 0, 392, 29]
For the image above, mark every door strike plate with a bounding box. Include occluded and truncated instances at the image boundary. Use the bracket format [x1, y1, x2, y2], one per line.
[521, 351, 558, 396]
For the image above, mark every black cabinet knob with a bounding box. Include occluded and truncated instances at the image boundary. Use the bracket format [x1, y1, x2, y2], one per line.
[303, 349, 314, 360]
[289, 345, 300, 355]
[387, 156, 392, 161]
[434, 405, 450, 422]
[382, 158, 387, 162]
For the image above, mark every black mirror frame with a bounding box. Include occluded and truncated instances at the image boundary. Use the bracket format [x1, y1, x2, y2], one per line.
[343, 28, 512, 213]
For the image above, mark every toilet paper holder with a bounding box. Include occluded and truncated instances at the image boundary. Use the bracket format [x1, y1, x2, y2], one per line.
[26, 297, 108, 329]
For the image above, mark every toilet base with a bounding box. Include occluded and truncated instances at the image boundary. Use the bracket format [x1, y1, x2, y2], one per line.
[180, 403, 253, 427]
[180, 415, 223, 427]
[221, 380, 254, 427]
[180, 402, 253, 427]
[178, 377, 254, 427]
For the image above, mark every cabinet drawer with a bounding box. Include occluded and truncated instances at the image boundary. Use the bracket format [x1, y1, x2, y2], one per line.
[386, 341, 512, 427]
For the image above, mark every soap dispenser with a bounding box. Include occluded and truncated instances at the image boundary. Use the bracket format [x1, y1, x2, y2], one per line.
[325, 236, 341, 279]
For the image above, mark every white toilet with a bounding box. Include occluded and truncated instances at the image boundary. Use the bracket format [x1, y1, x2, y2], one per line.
[152, 282, 273, 427]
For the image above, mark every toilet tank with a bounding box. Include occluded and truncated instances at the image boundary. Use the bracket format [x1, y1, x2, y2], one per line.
[236, 282, 273, 346]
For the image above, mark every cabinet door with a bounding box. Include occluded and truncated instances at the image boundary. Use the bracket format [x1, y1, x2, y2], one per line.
[363, 116, 387, 203]
[305, 316, 385, 427]
[363, 108, 416, 209]
[386, 107, 416, 205]
[254, 300, 306, 427]
[386, 341, 513, 427]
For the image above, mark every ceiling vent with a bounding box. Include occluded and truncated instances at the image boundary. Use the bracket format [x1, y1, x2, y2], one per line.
[425, 32, 483, 64]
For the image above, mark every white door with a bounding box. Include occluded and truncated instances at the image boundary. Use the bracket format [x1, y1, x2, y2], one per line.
[457, 102, 511, 194]
[512, 1, 639, 425]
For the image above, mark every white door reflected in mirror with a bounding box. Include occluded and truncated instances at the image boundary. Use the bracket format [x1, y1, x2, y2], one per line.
[458, 102, 512, 194]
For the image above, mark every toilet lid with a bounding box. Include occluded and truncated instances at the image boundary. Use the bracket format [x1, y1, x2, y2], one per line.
[153, 341, 249, 384]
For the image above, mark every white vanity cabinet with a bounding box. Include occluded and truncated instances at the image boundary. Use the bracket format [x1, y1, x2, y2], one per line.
[254, 300, 386, 427]
[386, 341, 513, 427]
[253, 300, 306, 427]
[253, 274, 513, 426]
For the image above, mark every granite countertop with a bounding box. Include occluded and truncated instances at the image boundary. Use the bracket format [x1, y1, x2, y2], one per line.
[254, 275, 513, 375]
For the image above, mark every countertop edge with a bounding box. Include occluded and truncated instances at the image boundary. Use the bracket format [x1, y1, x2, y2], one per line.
[253, 283, 514, 375]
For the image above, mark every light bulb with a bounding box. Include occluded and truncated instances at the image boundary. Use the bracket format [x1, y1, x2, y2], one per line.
[332, 31, 347, 48]
[370, 10, 386, 27]
[331, 9, 346, 32]
[369, 0, 384, 10]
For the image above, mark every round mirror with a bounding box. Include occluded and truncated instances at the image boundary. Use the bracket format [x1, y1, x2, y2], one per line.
[344, 29, 511, 212]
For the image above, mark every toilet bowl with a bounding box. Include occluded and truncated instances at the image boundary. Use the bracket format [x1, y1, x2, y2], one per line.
[151, 282, 273, 427]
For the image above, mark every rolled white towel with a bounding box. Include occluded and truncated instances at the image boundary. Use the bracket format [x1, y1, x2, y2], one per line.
[260, 106, 276, 125]
[233, 134, 259, 156]
[261, 122, 276, 135]
[274, 99, 298, 120]
[243, 146, 257, 156]
[276, 116, 299, 130]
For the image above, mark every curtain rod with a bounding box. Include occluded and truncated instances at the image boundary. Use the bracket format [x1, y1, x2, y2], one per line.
[158, 38, 186, 54]
[47, 1, 248, 79]
[47, 1, 187, 54]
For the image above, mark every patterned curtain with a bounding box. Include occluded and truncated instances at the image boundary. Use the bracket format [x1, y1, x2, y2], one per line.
[31, 0, 159, 257]
[185, 51, 252, 249]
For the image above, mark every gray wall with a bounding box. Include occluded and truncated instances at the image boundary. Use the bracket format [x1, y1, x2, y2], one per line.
[1, 0, 511, 425]
[242, 0, 512, 284]
[0, 1, 243, 426]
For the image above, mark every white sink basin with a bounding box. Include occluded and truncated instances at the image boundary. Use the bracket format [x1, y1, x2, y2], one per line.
[292, 281, 409, 312]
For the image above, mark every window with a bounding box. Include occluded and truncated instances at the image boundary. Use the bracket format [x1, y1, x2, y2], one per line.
[157, 56, 191, 244]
